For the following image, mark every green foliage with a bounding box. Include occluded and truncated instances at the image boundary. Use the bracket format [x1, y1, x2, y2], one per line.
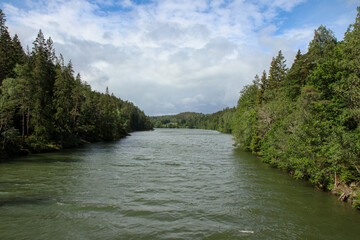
[232, 81, 259, 150]
[0, 9, 152, 158]
[353, 192, 360, 210]
[267, 50, 287, 91]
[0, 78, 18, 152]
[150, 108, 236, 133]
[0, 10, 26, 84]
[308, 25, 337, 61]
[231, 8, 360, 190]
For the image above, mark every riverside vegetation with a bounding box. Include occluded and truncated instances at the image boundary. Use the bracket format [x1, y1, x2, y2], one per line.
[151, 108, 235, 133]
[0, 9, 153, 158]
[1, 6, 360, 209]
[152, 7, 360, 209]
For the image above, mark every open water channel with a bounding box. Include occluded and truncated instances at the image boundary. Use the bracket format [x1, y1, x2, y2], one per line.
[0, 128, 360, 239]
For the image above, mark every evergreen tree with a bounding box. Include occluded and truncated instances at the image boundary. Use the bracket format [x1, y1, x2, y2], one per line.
[308, 25, 337, 62]
[12, 34, 26, 65]
[0, 10, 7, 35]
[53, 56, 75, 143]
[256, 70, 267, 104]
[284, 49, 308, 99]
[267, 50, 287, 90]
[336, 7, 360, 117]
[0, 10, 15, 83]
[0, 78, 19, 151]
[70, 73, 84, 135]
[30, 30, 56, 141]
[232, 80, 259, 149]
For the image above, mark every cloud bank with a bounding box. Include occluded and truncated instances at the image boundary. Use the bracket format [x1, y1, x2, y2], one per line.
[1, 0, 357, 115]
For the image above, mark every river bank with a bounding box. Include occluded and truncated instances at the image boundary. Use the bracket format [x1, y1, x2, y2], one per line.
[0, 131, 134, 161]
[331, 182, 360, 209]
[1, 129, 360, 239]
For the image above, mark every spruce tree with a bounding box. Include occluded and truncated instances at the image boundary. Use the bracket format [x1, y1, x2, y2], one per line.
[256, 70, 267, 104]
[308, 25, 337, 64]
[30, 30, 56, 141]
[267, 50, 287, 90]
[53, 56, 75, 144]
[285, 49, 308, 99]
[12, 34, 26, 65]
[0, 10, 15, 83]
[70, 73, 84, 135]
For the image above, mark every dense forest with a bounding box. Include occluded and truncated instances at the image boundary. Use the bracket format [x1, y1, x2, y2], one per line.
[0, 9, 153, 158]
[156, 8, 360, 209]
[151, 107, 235, 133]
[232, 7, 360, 208]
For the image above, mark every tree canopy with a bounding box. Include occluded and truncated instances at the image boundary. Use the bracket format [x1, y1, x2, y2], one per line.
[232, 8, 360, 209]
[0, 9, 152, 157]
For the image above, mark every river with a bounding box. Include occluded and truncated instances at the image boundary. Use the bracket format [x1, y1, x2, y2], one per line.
[0, 128, 359, 239]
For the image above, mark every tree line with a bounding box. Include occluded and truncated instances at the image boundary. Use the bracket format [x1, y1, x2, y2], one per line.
[154, 7, 360, 209]
[232, 7, 360, 209]
[0, 9, 153, 158]
[151, 108, 235, 133]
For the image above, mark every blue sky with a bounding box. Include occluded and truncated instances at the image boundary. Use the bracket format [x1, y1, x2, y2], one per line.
[1, 0, 359, 115]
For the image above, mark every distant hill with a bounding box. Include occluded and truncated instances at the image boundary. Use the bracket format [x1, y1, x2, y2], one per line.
[150, 108, 235, 133]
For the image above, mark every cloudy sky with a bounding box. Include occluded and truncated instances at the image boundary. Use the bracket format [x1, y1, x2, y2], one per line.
[1, 0, 359, 115]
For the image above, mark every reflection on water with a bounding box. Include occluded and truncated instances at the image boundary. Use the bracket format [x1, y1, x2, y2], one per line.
[0, 129, 359, 240]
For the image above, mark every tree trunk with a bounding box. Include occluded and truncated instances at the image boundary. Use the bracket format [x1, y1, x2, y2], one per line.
[21, 90, 25, 143]
[334, 168, 337, 187]
[2, 122, 7, 150]
[26, 107, 30, 136]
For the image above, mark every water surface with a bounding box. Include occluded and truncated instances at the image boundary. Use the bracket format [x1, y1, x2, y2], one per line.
[0, 129, 359, 239]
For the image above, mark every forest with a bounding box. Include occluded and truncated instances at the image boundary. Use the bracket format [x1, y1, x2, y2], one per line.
[150, 108, 235, 133]
[0, 9, 153, 158]
[157, 7, 360, 209]
[1, 5, 360, 208]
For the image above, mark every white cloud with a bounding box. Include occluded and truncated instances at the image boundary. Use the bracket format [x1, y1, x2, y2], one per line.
[1, 0, 355, 115]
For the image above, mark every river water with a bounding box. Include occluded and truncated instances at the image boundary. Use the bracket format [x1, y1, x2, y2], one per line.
[0, 128, 359, 239]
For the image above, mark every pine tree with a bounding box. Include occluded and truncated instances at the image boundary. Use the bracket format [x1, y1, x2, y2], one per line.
[30, 30, 56, 140]
[70, 73, 84, 135]
[0, 10, 7, 35]
[0, 9, 153, 156]
[308, 25, 337, 64]
[285, 49, 309, 99]
[53, 56, 75, 144]
[267, 50, 287, 90]
[256, 70, 267, 104]
[12, 34, 26, 65]
[0, 10, 15, 83]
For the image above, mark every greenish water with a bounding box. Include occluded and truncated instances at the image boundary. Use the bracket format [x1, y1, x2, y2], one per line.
[0, 128, 359, 239]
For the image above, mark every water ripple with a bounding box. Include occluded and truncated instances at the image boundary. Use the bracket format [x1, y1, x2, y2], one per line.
[1, 129, 360, 240]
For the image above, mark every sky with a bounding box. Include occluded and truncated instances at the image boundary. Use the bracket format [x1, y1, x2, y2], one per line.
[1, 0, 359, 116]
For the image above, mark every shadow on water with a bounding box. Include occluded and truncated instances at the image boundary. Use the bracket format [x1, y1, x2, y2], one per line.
[0, 181, 30, 185]
[11, 155, 84, 164]
[0, 196, 54, 207]
[233, 147, 259, 160]
[1, 137, 126, 165]
[4, 148, 90, 164]
[232, 146, 317, 188]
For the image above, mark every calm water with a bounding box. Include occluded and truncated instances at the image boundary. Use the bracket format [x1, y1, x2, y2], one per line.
[0, 128, 359, 239]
